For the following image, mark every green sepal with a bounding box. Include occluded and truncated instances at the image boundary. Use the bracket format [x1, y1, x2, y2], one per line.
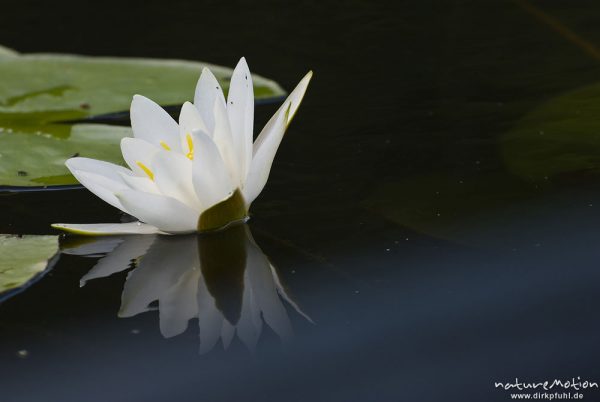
[197, 189, 248, 232]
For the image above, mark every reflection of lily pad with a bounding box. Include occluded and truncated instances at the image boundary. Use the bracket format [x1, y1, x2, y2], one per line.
[502, 83, 600, 181]
[0, 124, 131, 187]
[0, 234, 59, 297]
[0, 51, 285, 122]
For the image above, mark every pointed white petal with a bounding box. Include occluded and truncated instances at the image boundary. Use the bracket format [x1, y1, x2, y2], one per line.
[120, 137, 161, 177]
[51, 222, 161, 236]
[151, 150, 200, 209]
[191, 131, 235, 209]
[68, 169, 130, 213]
[243, 102, 290, 205]
[227, 57, 254, 184]
[66, 157, 131, 180]
[130, 95, 181, 152]
[115, 190, 200, 234]
[179, 101, 209, 150]
[119, 172, 159, 194]
[284, 70, 312, 126]
[251, 70, 312, 154]
[193, 67, 226, 133]
[212, 96, 240, 184]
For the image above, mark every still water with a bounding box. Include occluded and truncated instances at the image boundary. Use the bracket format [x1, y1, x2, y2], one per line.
[2, 0, 600, 401]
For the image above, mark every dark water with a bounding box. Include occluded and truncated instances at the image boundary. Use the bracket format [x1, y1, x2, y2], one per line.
[3, 1, 600, 401]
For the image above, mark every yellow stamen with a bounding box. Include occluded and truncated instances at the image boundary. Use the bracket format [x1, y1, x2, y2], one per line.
[136, 161, 154, 181]
[186, 133, 194, 160]
[160, 141, 171, 151]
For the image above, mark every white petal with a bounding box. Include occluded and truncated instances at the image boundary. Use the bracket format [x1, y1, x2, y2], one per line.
[115, 190, 200, 234]
[51, 222, 161, 236]
[243, 71, 312, 205]
[193, 67, 226, 133]
[66, 157, 131, 180]
[130, 95, 182, 152]
[66, 157, 132, 212]
[151, 150, 200, 209]
[243, 102, 290, 205]
[191, 131, 235, 209]
[69, 169, 130, 213]
[120, 137, 161, 177]
[227, 57, 254, 185]
[212, 96, 240, 185]
[119, 172, 159, 194]
[179, 101, 209, 149]
[284, 70, 313, 126]
[251, 71, 312, 154]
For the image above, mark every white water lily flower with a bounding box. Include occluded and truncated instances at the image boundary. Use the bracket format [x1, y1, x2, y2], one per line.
[52, 58, 312, 235]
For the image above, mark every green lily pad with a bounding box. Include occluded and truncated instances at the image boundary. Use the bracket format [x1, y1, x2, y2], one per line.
[0, 53, 285, 122]
[363, 172, 543, 246]
[0, 124, 131, 187]
[0, 46, 286, 189]
[501, 82, 600, 181]
[0, 234, 58, 297]
[0, 44, 18, 59]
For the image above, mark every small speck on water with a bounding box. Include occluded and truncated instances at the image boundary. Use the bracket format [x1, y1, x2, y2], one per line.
[354, 290, 360, 294]
[17, 170, 28, 176]
[385, 248, 390, 252]
[130, 329, 140, 335]
[539, 131, 545, 135]
[17, 350, 29, 358]
[589, 204, 593, 207]
[80, 103, 90, 110]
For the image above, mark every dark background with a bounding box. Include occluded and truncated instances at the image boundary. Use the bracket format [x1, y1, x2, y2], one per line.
[2, 1, 600, 401]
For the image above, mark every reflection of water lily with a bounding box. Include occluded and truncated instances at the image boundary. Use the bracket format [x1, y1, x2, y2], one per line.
[52, 58, 312, 235]
[62, 225, 311, 353]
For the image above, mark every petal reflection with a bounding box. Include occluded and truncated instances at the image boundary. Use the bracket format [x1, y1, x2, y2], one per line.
[61, 224, 311, 353]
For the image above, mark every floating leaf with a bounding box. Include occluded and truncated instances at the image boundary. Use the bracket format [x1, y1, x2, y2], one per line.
[0, 48, 287, 190]
[0, 234, 59, 297]
[501, 82, 600, 181]
[0, 44, 18, 59]
[0, 124, 131, 187]
[363, 172, 542, 246]
[0, 53, 285, 122]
